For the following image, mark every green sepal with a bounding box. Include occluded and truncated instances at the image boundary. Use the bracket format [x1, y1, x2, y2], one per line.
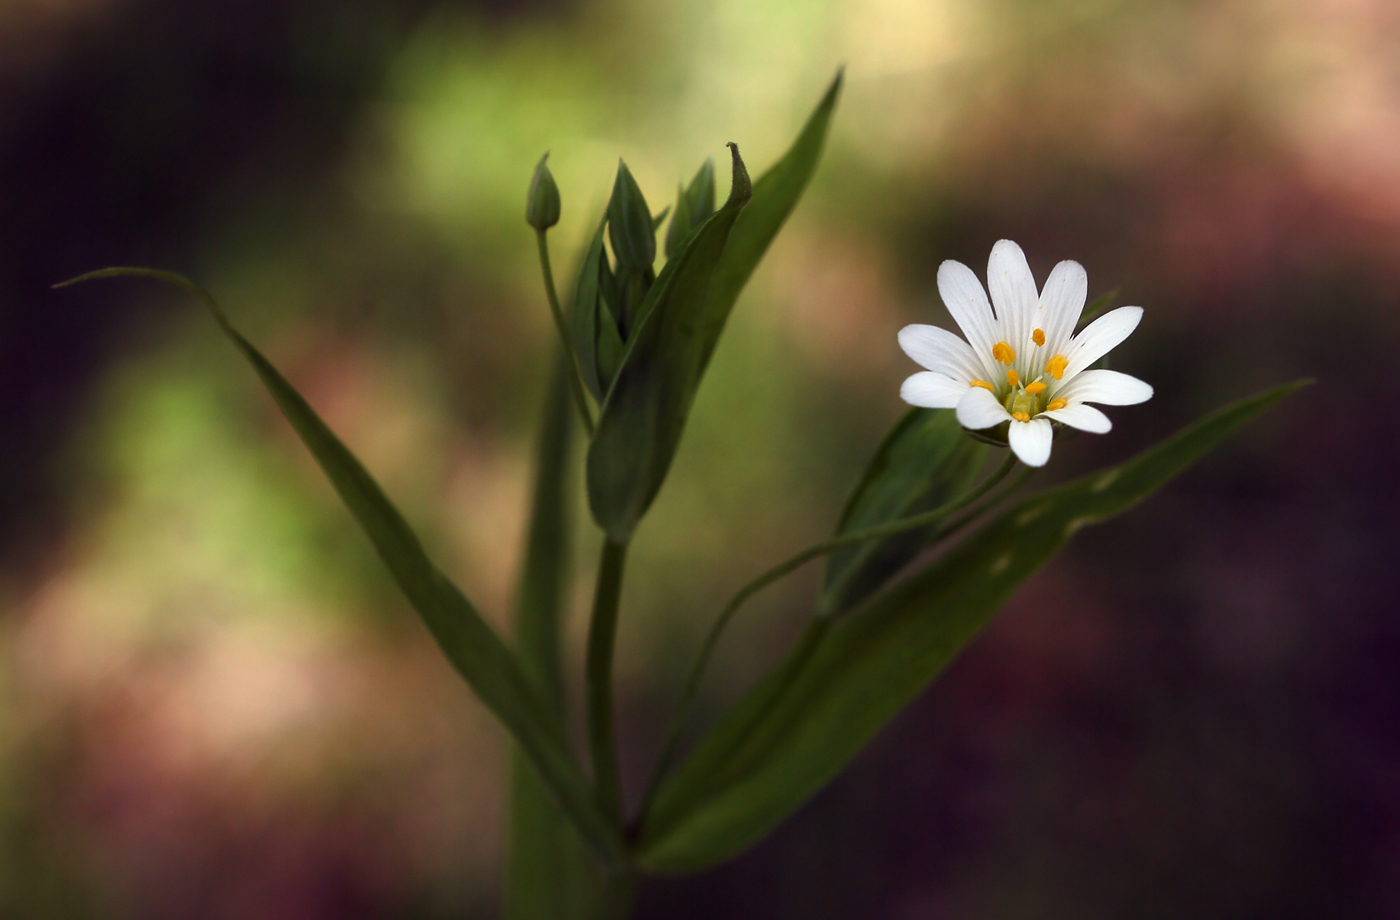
[635, 380, 1308, 874]
[570, 217, 628, 401]
[664, 183, 691, 261]
[57, 268, 627, 872]
[820, 408, 987, 615]
[608, 160, 656, 272]
[586, 71, 844, 542]
[665, 159, 717, 259]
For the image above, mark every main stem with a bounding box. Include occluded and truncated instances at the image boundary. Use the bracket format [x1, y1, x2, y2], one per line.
[535, 229, 596, 435]
[587, 537, 629, 828]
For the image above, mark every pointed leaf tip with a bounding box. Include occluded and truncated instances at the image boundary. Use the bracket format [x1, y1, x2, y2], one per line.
[724, 143, 753, 208]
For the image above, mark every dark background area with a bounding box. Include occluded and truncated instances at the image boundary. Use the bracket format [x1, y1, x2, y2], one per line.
[0, 0, 1393, 916]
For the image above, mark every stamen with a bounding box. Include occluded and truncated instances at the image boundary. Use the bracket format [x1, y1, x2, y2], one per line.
[1045, 354, 1068, 379]
[992, 341, 1015, 365]
[1011, 411, 1030, 422]
[1006, 369, 1020, 387]
[1024, 381, 1046, 395]
[1046, 398, 1067, 411]
[969, 380, 995, 392]
[1032, 328, 1046, 347]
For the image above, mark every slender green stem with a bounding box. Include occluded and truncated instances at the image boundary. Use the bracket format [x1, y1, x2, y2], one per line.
[817, 457, 1030, 616]
[592, 868, 637, 920]
[637, 452, 1023, 814]
[587, 537, 629, 827]
[535, 229, 596, 435]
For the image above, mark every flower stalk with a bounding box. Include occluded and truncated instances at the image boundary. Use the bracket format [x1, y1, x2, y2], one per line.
[636, 451, 1024, 820]
[587, 536, 630, 828]
[534, 227, 597, 435]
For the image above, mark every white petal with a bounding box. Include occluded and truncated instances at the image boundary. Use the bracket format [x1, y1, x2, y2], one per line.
[1007, 417, 1053, 467]
[937, 260, 999, 377]
[1056, 369, 1153, 406]
[901, 372, 966, 409]
[897, 324, 982, 381]
[1042, 403, 1111, 433]
[987, 240, 1038, 375]
[1062, 306, 1143, 380]
[956, 386, 1011, 430]
[1037, 260, 1086, 357]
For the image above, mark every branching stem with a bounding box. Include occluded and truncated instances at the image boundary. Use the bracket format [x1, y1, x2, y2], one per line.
[535, 229, 596, 435]
[637, 452, 1027, 817]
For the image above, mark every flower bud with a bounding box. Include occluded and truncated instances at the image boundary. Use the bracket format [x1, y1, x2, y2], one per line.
[526, 152, 561, 231]
[664, 158, 716, 258]
[607, 160, 655, 271]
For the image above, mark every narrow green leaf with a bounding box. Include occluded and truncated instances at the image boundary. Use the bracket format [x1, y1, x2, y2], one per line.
[636, 381, 1307, 873]
[1078, 288, 1118, 329]
[587, 145, 753, 542]
[586, 70, 844, 542]
[684, 157, 717, 226]
[700, 70, 842, 357]
[651, 205, 672, 231]
[821, 409, 987, 614]
[571, 217, 628, 401]
[664, 182, 692, 261]
[506, 355, 601, 920]
[57, 268, 626, 871]
[665, 159, 717, 259]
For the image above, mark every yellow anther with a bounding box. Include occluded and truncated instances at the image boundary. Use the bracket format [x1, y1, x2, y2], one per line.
[969, 379, 995, 392]
[1046, 398, 1067, 411]
[992, 341, 1016, 365]
[1032, 328, 1046, 347]
[1024, 381, 1046, 395]
[1006, 369, 1020, 387]
[1011, 411, 1031, 422]
[1045, 354, 1068, 379]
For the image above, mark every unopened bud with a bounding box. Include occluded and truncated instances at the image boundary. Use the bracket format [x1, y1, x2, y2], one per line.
[607, 160, 656, 271]
[664, 158, 716, 258]
[526, 152, 561, 230]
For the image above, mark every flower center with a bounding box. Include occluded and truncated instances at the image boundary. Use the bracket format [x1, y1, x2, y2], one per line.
[996, 373, 1060, 422]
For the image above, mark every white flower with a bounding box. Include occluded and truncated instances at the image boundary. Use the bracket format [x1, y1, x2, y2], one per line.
[898, 239, 1153, 467]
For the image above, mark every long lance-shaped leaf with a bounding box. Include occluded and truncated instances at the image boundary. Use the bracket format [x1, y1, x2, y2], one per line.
[586, 144, 752, 541]
[57, 268, 626, 871]
[636, 381, 1307, 873]
[821, 408, 987, 615]
[506, 354, 600, 920]
[586, 70, 843, 542]
[699, 69, 841, 374]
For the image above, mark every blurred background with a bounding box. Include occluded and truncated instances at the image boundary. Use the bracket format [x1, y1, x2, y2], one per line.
[0, 0, 1391, 916]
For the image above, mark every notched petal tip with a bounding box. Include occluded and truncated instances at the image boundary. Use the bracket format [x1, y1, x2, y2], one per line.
[1007, 417, 1053, 466]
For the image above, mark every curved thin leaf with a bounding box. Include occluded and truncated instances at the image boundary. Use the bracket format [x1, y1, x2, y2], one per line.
[821, 408, 986, 614]
[636, 381, 1307, 873]
[57, 268, 626, 871]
